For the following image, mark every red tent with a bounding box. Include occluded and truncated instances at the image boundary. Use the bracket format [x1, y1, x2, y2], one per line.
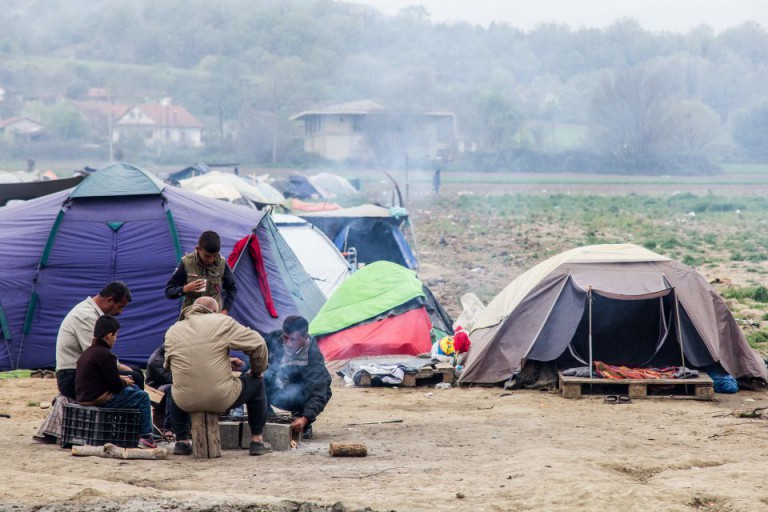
[318, 307, 433, 361]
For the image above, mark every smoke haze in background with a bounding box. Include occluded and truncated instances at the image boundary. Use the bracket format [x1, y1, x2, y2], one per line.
[353, 0, 766, 33]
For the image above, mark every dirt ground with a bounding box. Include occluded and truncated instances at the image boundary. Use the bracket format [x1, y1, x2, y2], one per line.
[3, 173, 768, 511]
[3, 377, 768, 512]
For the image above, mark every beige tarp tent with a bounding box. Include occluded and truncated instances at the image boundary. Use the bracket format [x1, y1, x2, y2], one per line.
[460, 244, 768, 384]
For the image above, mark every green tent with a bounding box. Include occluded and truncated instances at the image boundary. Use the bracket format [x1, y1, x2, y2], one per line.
[309, 261, 424, 336]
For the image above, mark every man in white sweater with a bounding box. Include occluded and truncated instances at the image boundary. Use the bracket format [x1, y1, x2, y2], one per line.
[55, 281, 136, 399]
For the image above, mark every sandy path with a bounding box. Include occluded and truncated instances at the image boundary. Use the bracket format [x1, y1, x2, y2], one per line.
[2, 378, 768, 511]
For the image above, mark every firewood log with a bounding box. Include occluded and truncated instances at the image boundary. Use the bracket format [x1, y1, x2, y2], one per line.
[71, 443, 168, 460]
[329, 442, 367, 457]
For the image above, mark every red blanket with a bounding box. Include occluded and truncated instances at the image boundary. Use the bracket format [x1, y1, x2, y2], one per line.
[594, 361, 682, 380]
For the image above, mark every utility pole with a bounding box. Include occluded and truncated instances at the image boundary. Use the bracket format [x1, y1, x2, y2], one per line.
[107, 92, 114, 163]
[272, 78, 278, 164]
[404, 152, 410, 205]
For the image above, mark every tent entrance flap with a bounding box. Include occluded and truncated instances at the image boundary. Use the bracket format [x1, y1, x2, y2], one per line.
[552, 289, 713, 369]
[526, 277, 588, 362]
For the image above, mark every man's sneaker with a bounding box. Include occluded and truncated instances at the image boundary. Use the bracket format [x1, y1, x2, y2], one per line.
[249, 440, 273, 456]
[138, 437, 157, 449]
[302, 424, 313, 440]
[173, 441, 192, 455]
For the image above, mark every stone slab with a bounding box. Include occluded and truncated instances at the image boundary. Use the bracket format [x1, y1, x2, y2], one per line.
[241, 421, 297, 451]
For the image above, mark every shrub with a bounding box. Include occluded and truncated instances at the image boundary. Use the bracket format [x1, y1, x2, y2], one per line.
[753, 286, 768, 303]
[747, 331, 768, 349]
[682, 254, 701, 266]
[722, 286, 768, 303]
[642, 240, 658, 250]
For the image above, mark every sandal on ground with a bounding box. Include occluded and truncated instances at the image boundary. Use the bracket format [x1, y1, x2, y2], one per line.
[138, 437, 157, 449]
[618, 394, 632, 404]
[604, 395, 618, 404]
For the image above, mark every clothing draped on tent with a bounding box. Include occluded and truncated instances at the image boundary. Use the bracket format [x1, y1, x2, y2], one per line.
[227, 235, 279, 318]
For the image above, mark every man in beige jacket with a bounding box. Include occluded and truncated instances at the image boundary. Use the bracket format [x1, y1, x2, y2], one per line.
[164, 296, 272, 456]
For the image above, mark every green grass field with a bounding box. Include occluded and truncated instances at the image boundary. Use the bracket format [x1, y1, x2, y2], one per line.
[414, 188, 768, 355]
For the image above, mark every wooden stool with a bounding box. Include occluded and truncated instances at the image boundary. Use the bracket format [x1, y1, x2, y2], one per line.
[190, 412, 221, 459]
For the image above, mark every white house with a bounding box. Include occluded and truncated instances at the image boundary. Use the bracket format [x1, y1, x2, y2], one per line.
[112, 99, 204, 148]
[290, 99, 456, 162]
[0, 117, 45, 142]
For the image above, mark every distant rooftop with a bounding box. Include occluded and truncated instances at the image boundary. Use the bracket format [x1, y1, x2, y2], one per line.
[0, 116, 43, 129]
[290, 99, 455, 121]
[116, 103, 204, 128]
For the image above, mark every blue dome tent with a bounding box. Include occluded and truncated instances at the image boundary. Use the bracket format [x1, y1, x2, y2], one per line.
[0, 163, 324, 370]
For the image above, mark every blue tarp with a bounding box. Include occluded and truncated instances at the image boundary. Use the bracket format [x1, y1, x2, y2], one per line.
[303, 215, 418, 270]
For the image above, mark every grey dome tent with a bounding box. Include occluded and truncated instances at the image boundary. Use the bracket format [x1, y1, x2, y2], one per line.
[460, 244, 768, 385]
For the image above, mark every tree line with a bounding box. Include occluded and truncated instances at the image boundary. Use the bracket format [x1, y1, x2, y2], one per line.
[1, 0, 767, 172]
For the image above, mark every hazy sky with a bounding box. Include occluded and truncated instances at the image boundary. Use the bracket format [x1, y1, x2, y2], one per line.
[352, 0, 766, 33]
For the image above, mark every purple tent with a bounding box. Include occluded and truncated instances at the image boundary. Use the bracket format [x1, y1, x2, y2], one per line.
[0, 163, 324, 370]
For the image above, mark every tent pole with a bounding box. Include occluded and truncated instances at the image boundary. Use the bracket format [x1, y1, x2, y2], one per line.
[588, 286, 593, 386]
[406, 218, 420, 265]
[674, 291, 689, 393]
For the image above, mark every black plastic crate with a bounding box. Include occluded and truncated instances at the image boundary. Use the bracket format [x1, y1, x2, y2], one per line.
[60, 403, 141, 448]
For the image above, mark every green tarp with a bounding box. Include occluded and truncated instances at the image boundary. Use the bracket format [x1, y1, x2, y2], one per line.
[309, 261, 424, 336]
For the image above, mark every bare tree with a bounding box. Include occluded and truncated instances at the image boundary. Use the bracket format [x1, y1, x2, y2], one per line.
[665, 99, 723, 156]
[589, 64, 673, 160]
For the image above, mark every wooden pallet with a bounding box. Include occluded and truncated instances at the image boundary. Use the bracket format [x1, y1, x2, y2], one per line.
[559, 372, 714, 400]
[357, 364, 455, 387]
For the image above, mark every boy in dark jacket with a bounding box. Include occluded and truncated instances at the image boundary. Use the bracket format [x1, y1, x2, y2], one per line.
[146, 344, 174, 438]
[264, 316, 332, 439]
[75, 315, 156, 448]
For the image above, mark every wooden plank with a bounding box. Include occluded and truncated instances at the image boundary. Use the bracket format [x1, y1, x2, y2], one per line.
[410, 367, 454, 387]
[559, 372, 714, 400]
[560, 378, 582, 399]
[144, 385, 164, 405]
[355, 366, 455, 387]
[695, 383, 715, 400]
[559, 374, 713, 385]
[191, 412, 221, 459]
[628, 383, 647, 398]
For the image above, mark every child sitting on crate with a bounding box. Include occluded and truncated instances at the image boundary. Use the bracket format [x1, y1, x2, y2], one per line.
[75, 315, 156, 449]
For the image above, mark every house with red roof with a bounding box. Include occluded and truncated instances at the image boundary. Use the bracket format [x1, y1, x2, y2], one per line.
[0, 116, 45, 142]
[112, 98, 204, 148]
